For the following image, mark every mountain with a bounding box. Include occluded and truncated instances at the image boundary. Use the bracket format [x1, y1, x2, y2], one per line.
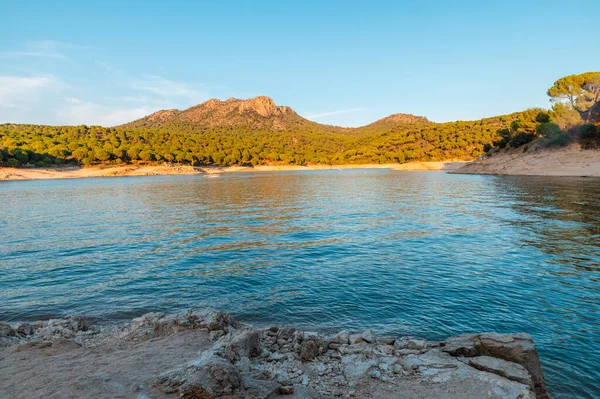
[122, 96, 429, 133]
[123, 96, 326, 132]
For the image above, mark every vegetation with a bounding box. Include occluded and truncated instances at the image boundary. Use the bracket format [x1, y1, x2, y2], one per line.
[1, 73, 598, 168]
[482, 72, 600, 153]
[0, 116, 509, 167]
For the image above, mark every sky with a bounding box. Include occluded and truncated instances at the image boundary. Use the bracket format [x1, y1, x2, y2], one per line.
[1, 0, 599, 127]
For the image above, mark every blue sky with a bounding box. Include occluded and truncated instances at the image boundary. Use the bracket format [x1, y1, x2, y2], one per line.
[1, 0, 598, 127]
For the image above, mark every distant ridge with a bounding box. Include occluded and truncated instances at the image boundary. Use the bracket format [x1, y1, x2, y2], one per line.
[122, 96, 430, 132]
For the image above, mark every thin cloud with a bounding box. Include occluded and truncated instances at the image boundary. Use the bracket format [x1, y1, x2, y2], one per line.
[0, 75, 61, 107]
[305, 108, 365, 120]
[55, 98, 152, 126]
[131, 75, 203, 101]
[0, 40, 80, 60]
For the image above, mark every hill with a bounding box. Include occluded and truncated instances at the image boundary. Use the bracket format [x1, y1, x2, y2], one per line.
[123, 96, 324, 132]
[0, 96, 525, 168]
[122, 96, 428, 135]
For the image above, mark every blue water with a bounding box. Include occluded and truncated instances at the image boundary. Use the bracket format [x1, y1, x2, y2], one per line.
[0, 170, 599, 398]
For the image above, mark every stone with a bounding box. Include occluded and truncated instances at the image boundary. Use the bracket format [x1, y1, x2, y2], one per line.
[466, 356, 533, 388]
[277, 327, 296, 341]
[360, 329, 375, 343]
[374, 344, 394, 356]
[477, 333, 548, 399]
[300, 339, 320, 361]
[378, 336, 396, 345]
[279, 385, 294, 394]
[15, 323, 34, 337]
[209, 330, 225, 341]
[335, 330, 350, 345]
[440, 334, 478, 357]
[339, 342, 372, 356]
[216, 329, 261, 362]
[348, 334, 362, 345]
[241, 371, 280, 398]
[0, 322, 17, 338]
[177, 356, 241, 398]
[441, 333, 549, 399]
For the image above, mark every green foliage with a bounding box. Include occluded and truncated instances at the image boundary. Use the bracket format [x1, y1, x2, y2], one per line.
[536, 122, 561, 137]
[548, 72, 600, 123]
[0, 111, 519, 168]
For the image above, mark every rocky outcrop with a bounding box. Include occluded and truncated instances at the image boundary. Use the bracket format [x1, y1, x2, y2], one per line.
[442, 333, 549, 398]
[0, 310, 549, 398]
[122, 96, 313, 132]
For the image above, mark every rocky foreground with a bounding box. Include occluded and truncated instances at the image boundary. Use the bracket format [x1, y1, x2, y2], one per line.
[0, 310, 549, 399]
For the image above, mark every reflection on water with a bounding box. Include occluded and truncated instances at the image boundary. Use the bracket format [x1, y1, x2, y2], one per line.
[1, 170, 599, 398]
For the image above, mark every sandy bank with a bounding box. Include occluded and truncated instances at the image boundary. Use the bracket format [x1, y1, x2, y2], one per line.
[0, 310, 548, 398]
[0, 162, 468, 182]
[452, 143, 600, 177]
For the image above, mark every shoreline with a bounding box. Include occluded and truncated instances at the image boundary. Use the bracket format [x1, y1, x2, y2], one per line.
[452, 144, 600, 177]
[0, 161, 468, 182]
[0, 309, 549, 399]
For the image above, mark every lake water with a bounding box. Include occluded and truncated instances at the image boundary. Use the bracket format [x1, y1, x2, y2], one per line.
[1, 170, 599, 398]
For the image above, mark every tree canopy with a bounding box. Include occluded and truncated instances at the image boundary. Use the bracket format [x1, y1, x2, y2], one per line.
[548, 72, 600, 123]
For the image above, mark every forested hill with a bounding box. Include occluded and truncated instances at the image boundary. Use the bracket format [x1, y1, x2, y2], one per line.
[122, 96, 429, 135]
[0, 96, 520, 167]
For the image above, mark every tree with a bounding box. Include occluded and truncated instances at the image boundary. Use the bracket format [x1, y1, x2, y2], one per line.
[550, 103, 583, 130]
[548, 72, 600, 122]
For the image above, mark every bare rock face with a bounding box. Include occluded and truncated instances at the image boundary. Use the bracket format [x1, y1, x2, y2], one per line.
[464, 355, 533, 388]
[0, 322, 17, 338]
[442, 333, 550, 399]
[0, 310, 550, 399]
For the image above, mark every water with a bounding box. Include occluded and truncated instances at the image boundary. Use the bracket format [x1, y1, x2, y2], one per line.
[1, 170, 599, 398]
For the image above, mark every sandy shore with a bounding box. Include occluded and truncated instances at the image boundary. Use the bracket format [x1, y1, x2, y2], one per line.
[453, 144, 600, 177]
[0, 309, 548, 399]
[0, 161, 468, 182]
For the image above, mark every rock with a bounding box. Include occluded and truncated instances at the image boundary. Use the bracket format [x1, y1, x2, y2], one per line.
[374, 344, 394, 356]
[477, 333, 549, 399]
[395, 337, 427, 350]
[360, 329, 375, 343]
[241, 371, 280, 398]
[339, 342, 372, 356]
[466, 356, 533, 388]
[441, 333, 549, 399]
[441, 334, 478, 357]
[0, 322, 17, 338]
[348, 334, 362, 345]
[279, 384, 294, 394]
[300, 340, 320, 361]
[335, 330, 350, 345]
[216, 329, 261, 362]
[378, 336, 396, 345]
[237, 357, 251, 372]
[160, 355, 241, 398]
[392, 363, 403, 374]
[15, 323, 34, 337]
[368, 367, 388, 382]
[278, 327, 296, 341]
[209, 330, 225, 341]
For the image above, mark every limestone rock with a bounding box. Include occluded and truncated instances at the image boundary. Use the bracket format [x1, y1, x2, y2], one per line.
[300, 340, 320, 361]
[466, 355, 533, 388]
[360, 329, 375, 343]
[348, 334, 362, 344]
[441, 333, 549, 399]
[0, 322, 17, 338]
